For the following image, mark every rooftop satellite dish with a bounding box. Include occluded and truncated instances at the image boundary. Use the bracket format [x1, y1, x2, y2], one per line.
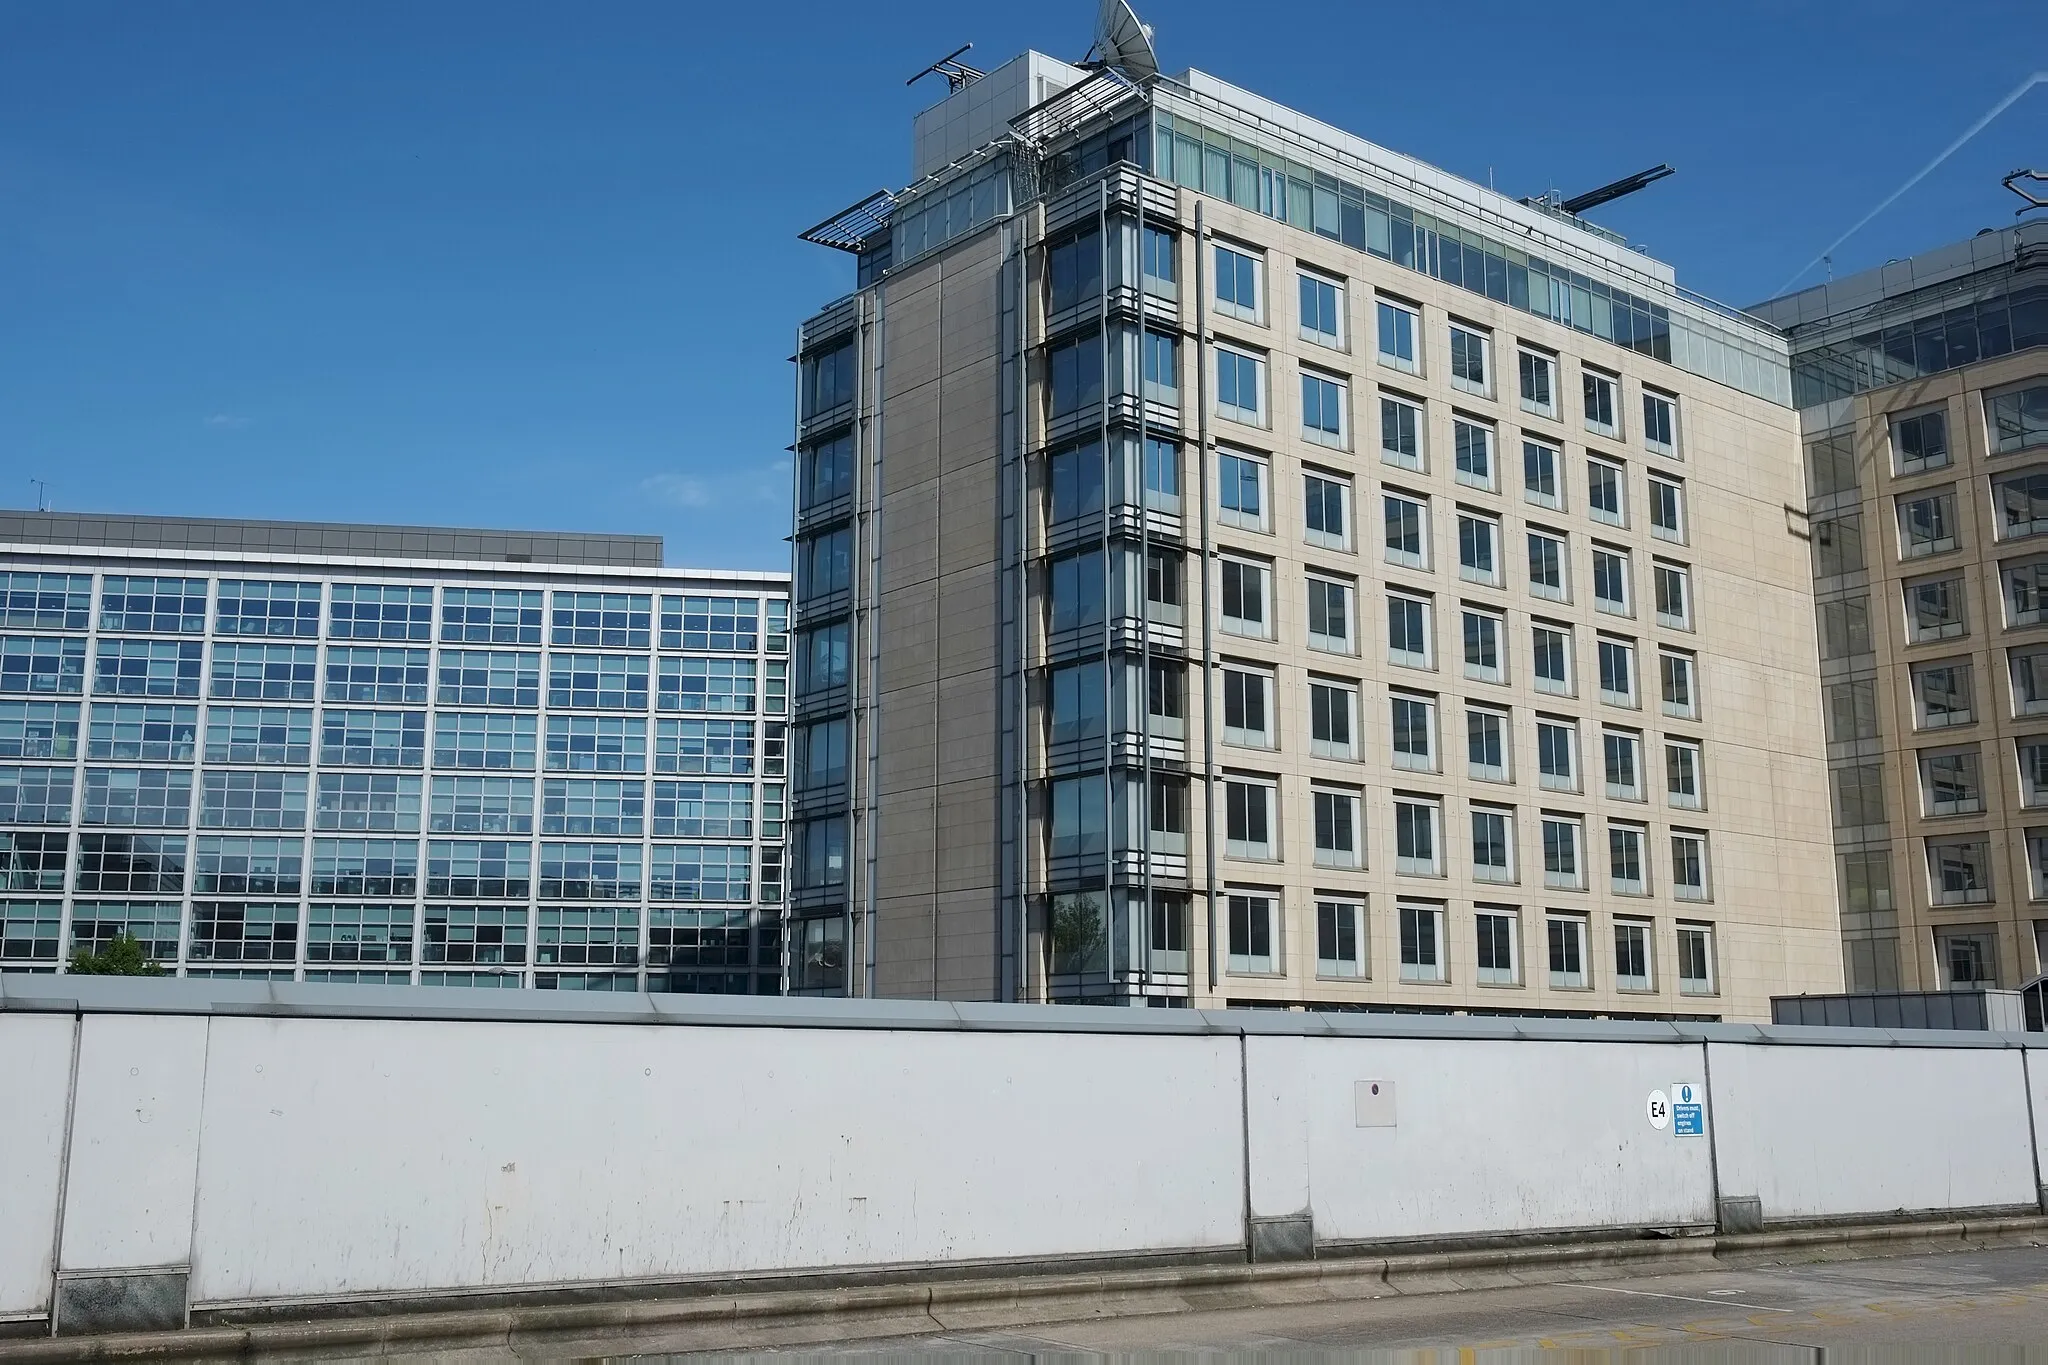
[1086, 0, 1159, 84]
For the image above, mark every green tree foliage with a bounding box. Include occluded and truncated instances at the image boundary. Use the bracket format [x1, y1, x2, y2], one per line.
[68, 933, 167, 976]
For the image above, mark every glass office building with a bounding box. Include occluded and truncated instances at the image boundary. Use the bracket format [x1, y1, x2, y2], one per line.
[0, 512, 789, 993]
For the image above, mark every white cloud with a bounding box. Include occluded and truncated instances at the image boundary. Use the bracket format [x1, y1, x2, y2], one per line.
[640, 472, 712, 508]
[204, 413, 252, 429]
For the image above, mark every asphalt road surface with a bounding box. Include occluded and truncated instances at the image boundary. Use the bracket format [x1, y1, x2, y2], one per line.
[636, 1244, 2048, 1360]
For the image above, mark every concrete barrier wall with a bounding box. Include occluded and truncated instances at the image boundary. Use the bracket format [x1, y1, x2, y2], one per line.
[1707, 1040, 2039, 1220]
[1247, 1035, 1717, 1244]
[3, 979, 2046, 1331]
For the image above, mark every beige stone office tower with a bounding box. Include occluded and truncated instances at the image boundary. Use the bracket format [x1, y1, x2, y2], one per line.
[1754, 222, 2048, 993]
[786, 15, 1842, 1017]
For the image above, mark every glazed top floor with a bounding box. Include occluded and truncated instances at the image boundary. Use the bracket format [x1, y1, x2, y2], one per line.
[811, 53, 1789, 407]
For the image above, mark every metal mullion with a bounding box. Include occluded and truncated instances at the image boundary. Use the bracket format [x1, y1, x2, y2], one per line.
[1136, 183, 1154, 1002]
[1196, 200, 1220, 997]
[1097, 177, 1114, 996]
[56, 563, 98, 974]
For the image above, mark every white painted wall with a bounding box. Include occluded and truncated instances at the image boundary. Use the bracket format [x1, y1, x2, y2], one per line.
[8, 992, 2048, 1322]
[1248, 1035, 1716, 1241]
[0, 1014, 75, 1319]
[1709, 1042, 2037, 1219]
[57, 1015, 209, 1274]
[184, 1019, 1245, 1304]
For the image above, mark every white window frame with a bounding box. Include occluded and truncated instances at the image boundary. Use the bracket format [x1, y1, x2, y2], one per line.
[1217, 449, 1270, 532]
[1672, 833, 1712, 903]
[1450, 323, 1492, 398]
[1598, 636, 1638, 708]
[1393, 796, 1443, 877]
[1523, 437, 1564, 511]
[1380, 394, 1426, 472]
[1303, 470, 1353, 552]
[2005, 558, 2048, 628]
[1315, 898, 1366, 979]
[1387, 590, 1434, 670]
[1547, 913, 1591, 988]
[1313, 787, 1364, 869]
[1223, 778, 1277, 861]
[1583, 368, 1620, 439]
[1649, 475, 1687, 544]
[1398, 900, 1447, 982]
[1543, 815, 1585, 891]
[1537, 718, 1579, 793]
[1532, 623, 1574, 697]
[1454, 418, 1497, 492]
[1603, 728, 1644, 801]
[1297, 269, 1346, 350]
[1309, 679, 1359, 760]
[1383, 489, 1430, 571]
[1613, 916, 1656, 990]
[1214, 345, 1268, 427]
[1225, 891, 1278, 974]
[1912, 660, 1974, 730]
[1475, 906, 1520, 985]
[1467, 705, 1510, 783]
[1654, 560, 1692, 631]
[1676, 919, 1716, 991]
[1463, 607, 1506, 685]
[1660, 650, 1699, 720]
[1892, 406, 1951, 475]
[1219, 557, 1271, 640]
[1642, 390, 1678, 457]
[1906, 573, 1968, 643]
[1609, 824, 1650, 897]
[1376, 298, 1421, 375]
[1300, 368, 1350, 450]
[1667, 739, 1705, 810]
[1898, 488, 1959, 558]
[1213, 243, 1263, 324]
[1920, 745, 1984, 817]
[1458, 511, 1502, 586]
[2011, 645, 2048, 718]
[1389, 691, 1438, 773]
[1593, 545, 1633, 617]
[1220, 666, 1276, 750]
[1519, 348, 1557, 418]
[1471, 804, 1515, 884]
[1587, 456, 1627, 527]
[1306, 575, 1356, 655]
[1528, 528, 1569, 602]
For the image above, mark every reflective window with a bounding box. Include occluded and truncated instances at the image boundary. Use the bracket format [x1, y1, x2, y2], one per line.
[325, 647, 430, 704]
[1642, 390, 1678, 456]
[1995, 469, 2048, 541]
[1384, 490, 1427, 569]
[655, 718, 756, 775]
[424, 904, 527, 965]
[652, 781, 753, 838]
[661, 596, 759, 651]
[0, 700, 79, 759]
[0, 573, 90, 630]
[539, 842, 643, 899]
[199, 770, 307, 830]
[1215, 346, 1266, 425]
[552, 592, 651, 648]
[437, 650, 540, 707]
[210, 643, 317, 701]
[426, 841, 532, 898]
[1214, 244, 1262, 321]
[1218, 451, 1267, 530]
[1519, 349, 1556, 416]
[1381, 394, 1424, 470]
[650, 844, 751, 901]
[428, 775, 534, 835]
[1673, 839, 1712, 903]
[189, 902, 299, 963]
[320, 709, 426, 767]
[307, 903, 416, 963]
[216, 580, 321, 637]
[1299, 271, 1344, 347]
[313, 773, 421, 832]
[545, 715, 647, 772]
[1989, 385, 2048, 455]
[94, 639, 202, 697]
[0, 765, 73, 824]
[1523, 439, 1561, 510]
[99, 576, 207, 633]
[1893, 409, 1949, 474]
[0, 899, 63, 959]
[75, 834, 185, 894]
[1301, 370, 1347, 447]
[193, 837, 303, 894]
[69, 902, 181, 961]
[82, 702, 195, 762]
[82, 768, 193, 826]
[1377, 299, 1419, 372]
[0, 831, 68, 892]
[547, 653, 648, 710]
[1453, 419, 1495, 491]
[432, 712, 537, 770]
[329, 584, 433, 641]
[0, 636, 86, 696]
[1449, 323, 1489, 395]
[440, 588, 542, 644]
[542, 778, 646, 837]
[203, 706, 311, 764]
[800, 433, 855, 510]
[658, 657, 756, 713]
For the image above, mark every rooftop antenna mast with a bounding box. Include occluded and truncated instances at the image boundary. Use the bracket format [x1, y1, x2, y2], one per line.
[906, 43, 986, 94]
[29, 479, 48, 512]
[2005, 169, 2048, 216]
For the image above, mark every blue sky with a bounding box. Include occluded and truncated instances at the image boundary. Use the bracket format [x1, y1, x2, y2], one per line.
[2, 1, 2043, 570]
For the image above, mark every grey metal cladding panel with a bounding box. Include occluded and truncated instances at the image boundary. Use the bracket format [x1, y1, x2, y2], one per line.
[0, 511, 664, 566]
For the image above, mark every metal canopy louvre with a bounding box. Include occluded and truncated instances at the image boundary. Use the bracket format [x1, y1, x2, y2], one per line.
[798, 189, 899, 254]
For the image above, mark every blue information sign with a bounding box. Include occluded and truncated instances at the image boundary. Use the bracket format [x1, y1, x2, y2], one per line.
[1671, 1080, 1705, 1137]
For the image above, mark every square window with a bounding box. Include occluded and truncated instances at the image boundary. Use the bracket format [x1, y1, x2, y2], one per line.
[1894, 409, 1950, 474]
[1914, 662, 1973, 730]
[1906, 575, 1968, 642]
[1898, 490, 1960, 558]
[1224, 779, 1275, 860]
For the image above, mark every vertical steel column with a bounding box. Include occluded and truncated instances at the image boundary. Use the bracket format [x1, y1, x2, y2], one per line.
[1012, 215, 1031, 1004]
[1094, 178, 1113, 995]
[1195, 201, 1219, 995]
[860, 288, 885, 1000]
[785, 323, 805, 994]
[1136, 178, 1153, 1002]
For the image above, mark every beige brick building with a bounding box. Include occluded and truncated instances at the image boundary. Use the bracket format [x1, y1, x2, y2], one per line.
[786, 42, 1843, 1019]
[1755, 223, 2048, 992]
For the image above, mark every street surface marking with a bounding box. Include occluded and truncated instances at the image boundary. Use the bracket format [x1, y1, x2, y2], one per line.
[1576, 1282, 1795, 1312]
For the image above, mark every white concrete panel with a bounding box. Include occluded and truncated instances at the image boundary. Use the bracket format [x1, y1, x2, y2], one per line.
[1247, 1036, 1716, 1241]
[58, 1014, 209, 1272]
[0, 1014, 76, 1318]
[188, 1019, 1244, 1304]
[1710, 1043, 2036, 1220]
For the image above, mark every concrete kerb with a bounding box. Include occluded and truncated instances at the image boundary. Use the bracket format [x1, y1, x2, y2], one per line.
[5, 1215, 2047, 1361]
